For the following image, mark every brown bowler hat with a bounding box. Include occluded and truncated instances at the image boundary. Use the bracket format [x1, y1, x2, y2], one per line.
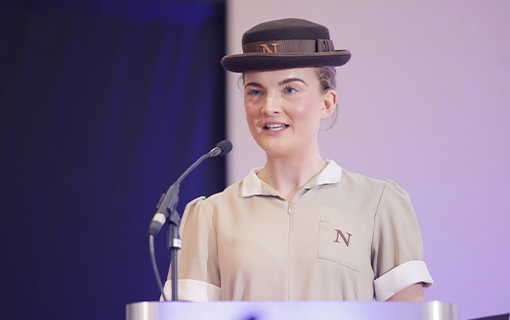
[221, 18, 351, 73]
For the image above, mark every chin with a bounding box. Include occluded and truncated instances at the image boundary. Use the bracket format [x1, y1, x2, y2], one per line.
[254, 135, 300, 157]
[262, 144, 296, 157]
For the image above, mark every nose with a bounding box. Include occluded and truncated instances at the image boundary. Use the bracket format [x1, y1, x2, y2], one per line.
[260, 93, 281, 115]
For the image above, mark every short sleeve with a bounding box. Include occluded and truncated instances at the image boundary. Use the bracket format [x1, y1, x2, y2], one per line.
[162, 196, 221, 301]
[372, 180, 433, 301]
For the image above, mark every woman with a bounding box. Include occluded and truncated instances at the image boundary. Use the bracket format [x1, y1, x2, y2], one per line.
[163, 18, 433, 302]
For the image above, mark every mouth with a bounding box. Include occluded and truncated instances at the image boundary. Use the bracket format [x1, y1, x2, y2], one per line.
[264, 123, 289, 131]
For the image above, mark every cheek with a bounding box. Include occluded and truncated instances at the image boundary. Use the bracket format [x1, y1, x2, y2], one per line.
[244, 103, 258, 121]
[244, 104, 261, 133]
[292, 97, 322, 121]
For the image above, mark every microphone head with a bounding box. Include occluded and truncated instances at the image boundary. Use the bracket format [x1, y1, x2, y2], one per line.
[216, 139, 233, 156]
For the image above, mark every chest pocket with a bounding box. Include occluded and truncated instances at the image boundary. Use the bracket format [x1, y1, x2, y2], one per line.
[318, 212, 367, 272]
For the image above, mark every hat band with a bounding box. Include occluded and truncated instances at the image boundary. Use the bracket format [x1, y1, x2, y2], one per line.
[242, 39, 335, 54]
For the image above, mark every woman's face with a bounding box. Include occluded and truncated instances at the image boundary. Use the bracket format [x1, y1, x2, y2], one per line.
[243, 67, 336, 157]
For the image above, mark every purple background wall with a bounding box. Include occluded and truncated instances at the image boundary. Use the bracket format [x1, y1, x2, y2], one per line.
[226, 1, 510, 319]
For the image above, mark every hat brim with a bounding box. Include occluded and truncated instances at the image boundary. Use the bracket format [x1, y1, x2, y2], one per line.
[221, 50, 351, 73]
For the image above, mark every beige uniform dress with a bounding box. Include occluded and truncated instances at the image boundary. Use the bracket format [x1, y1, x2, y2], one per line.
[163, 160, 433, 301]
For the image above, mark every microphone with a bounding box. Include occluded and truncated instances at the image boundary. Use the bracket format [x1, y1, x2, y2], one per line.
[148, 139, 233, 236]
[209, 139, 233, 157]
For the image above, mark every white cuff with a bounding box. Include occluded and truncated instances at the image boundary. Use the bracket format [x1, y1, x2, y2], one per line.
[161, 279, 221, 302]
[374, 260, 433, 301]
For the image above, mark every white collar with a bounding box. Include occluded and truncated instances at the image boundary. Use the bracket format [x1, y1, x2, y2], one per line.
[241, 160, 343, 198]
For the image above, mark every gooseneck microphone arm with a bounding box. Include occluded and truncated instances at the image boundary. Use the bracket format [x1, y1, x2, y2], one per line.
[148, 139, 233, 302]
[149, 139, 233, 237]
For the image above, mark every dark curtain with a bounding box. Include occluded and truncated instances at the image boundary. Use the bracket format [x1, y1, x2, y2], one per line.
[0, 1, 226, 319]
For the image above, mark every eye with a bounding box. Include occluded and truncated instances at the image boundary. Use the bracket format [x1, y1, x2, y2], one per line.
[283, 85, 297, 94]
[246, 88, 262, 96]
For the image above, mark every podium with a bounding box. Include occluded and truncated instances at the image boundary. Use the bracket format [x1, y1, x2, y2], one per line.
[126, 301, 458, 320]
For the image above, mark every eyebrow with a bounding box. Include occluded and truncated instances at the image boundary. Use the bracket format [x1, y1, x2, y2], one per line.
[279, 78, 308, 86]
[244, 82, 263, 89]
[244, 78, 308, 89]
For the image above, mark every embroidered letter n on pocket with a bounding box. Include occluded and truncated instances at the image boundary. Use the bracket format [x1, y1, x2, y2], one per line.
[318, 211, 367, 272]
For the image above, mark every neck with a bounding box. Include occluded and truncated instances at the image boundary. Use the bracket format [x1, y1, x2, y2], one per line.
[258, 148, 326, 202]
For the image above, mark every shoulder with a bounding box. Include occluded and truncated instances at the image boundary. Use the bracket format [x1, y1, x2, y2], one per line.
[188, 178, 244, 211]
[341, 169, 410, 197]
[181, 180, 243, 229]
[341, 169, 386, 186]
[338, 169, 390, 197]
[333, 169, 415, 216]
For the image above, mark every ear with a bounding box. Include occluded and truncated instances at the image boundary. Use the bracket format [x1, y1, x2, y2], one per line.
[320, 90, 338, 120]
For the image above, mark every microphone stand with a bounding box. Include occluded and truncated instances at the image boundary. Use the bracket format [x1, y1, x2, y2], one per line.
[149, 140, 232, 302]
[167, 199, 181, 302]
[152, 153, 211, 301]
